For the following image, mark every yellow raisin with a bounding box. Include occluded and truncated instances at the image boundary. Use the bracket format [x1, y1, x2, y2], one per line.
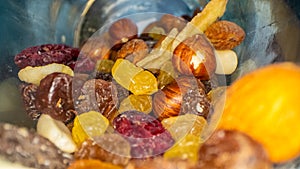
[129, 70, 158, 95]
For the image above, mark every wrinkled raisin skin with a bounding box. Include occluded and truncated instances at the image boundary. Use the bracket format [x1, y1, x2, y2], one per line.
[14, 44, 79, 69]
[75, 79, 119, 121]
[113, 111, 174, 158]
[20, 83, 41, 120]
[35, 72, 76, 124]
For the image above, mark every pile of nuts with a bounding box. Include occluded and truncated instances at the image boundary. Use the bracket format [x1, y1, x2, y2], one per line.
[0, 0, 275, 169]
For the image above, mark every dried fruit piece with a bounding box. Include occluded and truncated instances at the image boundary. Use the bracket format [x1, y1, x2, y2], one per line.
[0, 123, 73, 169]
[164, 134, 201, 162]
[118, 95, 152, 114]
[14, 44, 79, 69]
[180, 85, 211, 119]
[112, 59, 143, 90]
[116, 39, 149, 64]
[35, 72, 75, 124]
[20, 83, 40, 120]
[172, 34, 216, 80]
[217, 62, 300, 163]
[156, 61, 177, 89]
[75, 134, 131, 166]
[95, 59, 115, 73]
[204, 20, 245, 50]
[198, 130, 272, 169]
[214, 49, 238, 75]
[68, 159, 122, 169]
[75, 79, 119, 121]
[113, 111, 174, 158]
[72, 111, 109, 145]
[18, 63, 74, 85]
[37, 114, 77, 153]
[161, 114, 207, 141]
[129, 70, 158, 95]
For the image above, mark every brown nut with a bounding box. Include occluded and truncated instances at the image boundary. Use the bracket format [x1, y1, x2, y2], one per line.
[116, 39, 149, 64]
[153, 76, 207, 121]
[80, 33, 111, 61]
[204, 20, 246, 50]
[159, 14, 187, 33]
[173, 34, 216, 80]
[109, 18, 138, 45]
[197, 130, 272, 169]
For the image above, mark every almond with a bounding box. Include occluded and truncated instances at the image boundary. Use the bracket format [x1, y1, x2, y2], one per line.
[204, 20, 245, 50]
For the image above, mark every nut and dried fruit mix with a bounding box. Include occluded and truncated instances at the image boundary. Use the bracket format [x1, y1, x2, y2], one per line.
[0, 0, 276, 168]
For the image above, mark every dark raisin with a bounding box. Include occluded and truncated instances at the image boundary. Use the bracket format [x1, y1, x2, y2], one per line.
[180, 85, 211, 119]
[73, 55, 96, 73]
[20, 83, 41, 120]
[113, 111, 174, 158]
[35, 72, 76, 124]
[95, 72, 113, 81]
[14, 44, 79, 69]
[0, 123, 73, 169]
[75, 79, 119, 121]
[75, 133, 131, 166]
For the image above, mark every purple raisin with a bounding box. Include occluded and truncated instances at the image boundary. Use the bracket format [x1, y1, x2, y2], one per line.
[113, 111, 174, 158]
[75, 79, 119, 121]
[180, 85, 211, 119]
[14, 44, 79, 69]
[72, 55, 96, 73]
[35, 72, 76, 124]
[20, 83, 41, 120]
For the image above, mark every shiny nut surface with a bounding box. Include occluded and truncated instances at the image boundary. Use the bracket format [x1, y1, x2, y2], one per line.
[109, 18, 138, 44]
[204, 20, 245, 50]
[173, 34, 216, 80]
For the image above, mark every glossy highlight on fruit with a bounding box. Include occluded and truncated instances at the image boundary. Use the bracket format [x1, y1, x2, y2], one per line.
[218, 62, 300, 163]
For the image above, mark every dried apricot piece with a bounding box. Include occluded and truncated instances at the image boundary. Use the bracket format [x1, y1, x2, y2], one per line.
[67, 159, 122, 169]
[72, 111, 109, 145]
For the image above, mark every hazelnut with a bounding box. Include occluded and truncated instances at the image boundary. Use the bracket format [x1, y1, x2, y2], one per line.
[172, 34, 216, 80]
[116, 39, 149, 64]
[153, 76, 206, 121]
[159, 14, 187, 33]
[80, 33, 111, 61]
[109, 18, 138, 45]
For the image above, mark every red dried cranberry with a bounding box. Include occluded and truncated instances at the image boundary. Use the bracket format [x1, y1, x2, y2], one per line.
[14, 44, 79, 69]
[113, 111, 174, 158]
[35, 72, 75, 124]
[72, 55, 96, 73]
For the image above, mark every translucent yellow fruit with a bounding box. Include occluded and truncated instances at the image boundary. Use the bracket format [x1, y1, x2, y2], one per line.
[161, 114, 207, 141]
[164, 134, 202, 162]
[72, 111, 109, 146]
[18, 63, 74, 85]
[112, 59, 143, 90]
[118, 94, 152, 114]
[129, 70, 158, 95]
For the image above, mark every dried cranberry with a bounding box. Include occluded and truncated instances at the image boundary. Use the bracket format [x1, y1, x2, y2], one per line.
[75, 79, 119, 121]
[35, 72, 75, 123]
[73, 55, 96, 73]
[14, 44, 79, 69]
[20, 83, 41, 120]
[113, 111, 174, 158]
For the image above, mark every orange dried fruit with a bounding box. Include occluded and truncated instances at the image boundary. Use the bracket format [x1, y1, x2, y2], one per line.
[67, 159, 122, 169]
[217, 62, 300, 163]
